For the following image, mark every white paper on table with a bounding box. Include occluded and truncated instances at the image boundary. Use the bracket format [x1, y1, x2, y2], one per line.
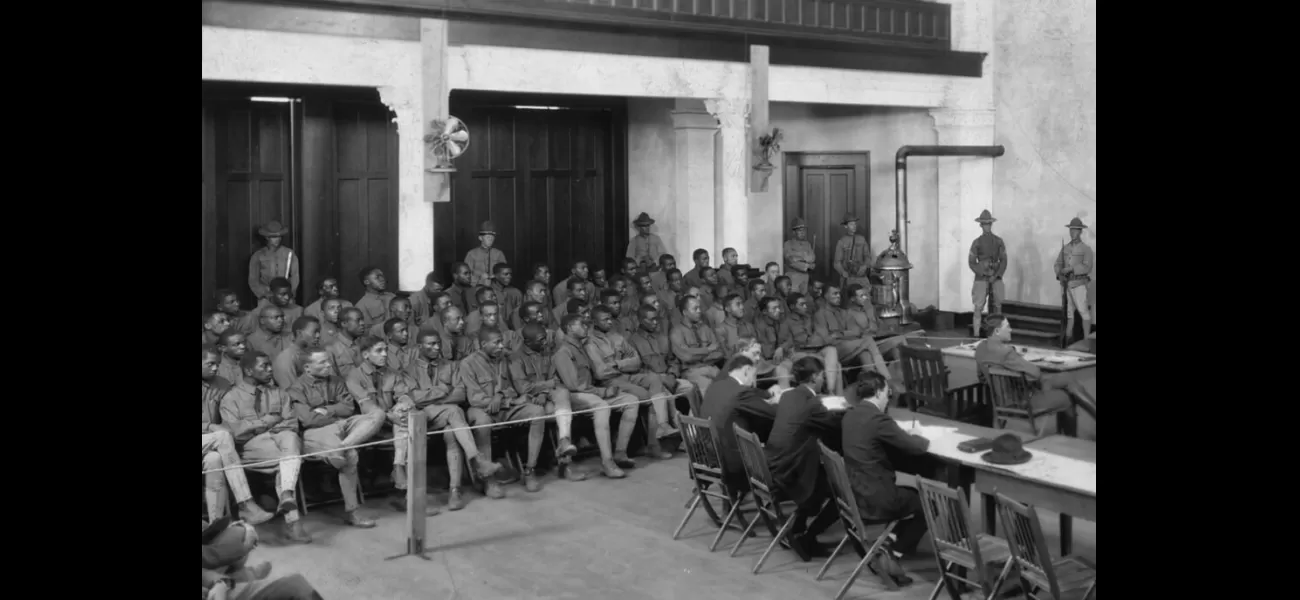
[820, 396, 848, 411]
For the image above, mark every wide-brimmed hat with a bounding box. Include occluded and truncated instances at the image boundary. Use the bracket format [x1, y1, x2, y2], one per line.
[258, 221, 289, 237]
[790, 217, 807, 230]
[633, 212, 656, 226]
[975, 209, 996, 223]
[1066, 217, 1088, 230]
[841, 213, 859, 225]
[479, 221, 497, 235]
[980, 434, 1033, 465]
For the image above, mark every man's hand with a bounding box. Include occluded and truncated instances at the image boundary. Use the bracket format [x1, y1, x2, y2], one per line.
[529, 393, 548, 406]
[313, 408, 329, 416]
[262, 415, 282, 427]
[486, 397, 502, 414]
[773, 348, 786, 363]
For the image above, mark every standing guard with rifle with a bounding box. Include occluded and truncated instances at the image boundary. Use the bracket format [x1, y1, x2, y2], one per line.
[783, 218, 816, 294]
[1054, 217, 1095, 345]
[833, 213, 871, 292]
[968, 209, 1008, 336]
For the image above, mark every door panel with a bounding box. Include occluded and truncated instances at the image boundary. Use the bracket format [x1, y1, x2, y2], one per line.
[332, 101, 400, 304]
[783, 153, 870, 285]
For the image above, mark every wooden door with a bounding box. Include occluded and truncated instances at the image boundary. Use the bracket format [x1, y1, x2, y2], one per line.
[208, 98, 294, 312]
[330, 101, 400, 303]
[436, 92, 629, 286]
[783, 153, 870, 285]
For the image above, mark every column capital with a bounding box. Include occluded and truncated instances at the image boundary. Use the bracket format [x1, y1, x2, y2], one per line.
[671, 108, 718, 131]
[378, 85, 419, 138]
[929, 108, 996, 130]
[704, 97, 750, 131]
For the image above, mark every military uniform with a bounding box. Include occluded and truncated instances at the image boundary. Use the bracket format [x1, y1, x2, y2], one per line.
[783, 217, 816, 293]
[969, 209, 1008, 335]
[1055, 218, 1095, 341]
[833, 213, 871, 290]
[247, 221, 299, 301]
[626, 212, 668, 268]
[465, 221, 508, 288]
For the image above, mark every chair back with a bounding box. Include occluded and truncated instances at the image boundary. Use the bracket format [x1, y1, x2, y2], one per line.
[732, 424, 785, 520]
[899, 345, 949, 414]
[916, 476, 987, 571]
[816, 442, 870, 542]
[980, 363, 1036, 415]
[688, 390, 703, 419]
[995, 492, 1064, 599]
[678, 415, 724, 486]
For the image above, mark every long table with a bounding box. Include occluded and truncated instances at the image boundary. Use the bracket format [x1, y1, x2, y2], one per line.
[890, 408, 1097, 556]
[941, 342, 1097, 373]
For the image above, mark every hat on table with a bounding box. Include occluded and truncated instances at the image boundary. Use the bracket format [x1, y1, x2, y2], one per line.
[980, 434, 1034, 466]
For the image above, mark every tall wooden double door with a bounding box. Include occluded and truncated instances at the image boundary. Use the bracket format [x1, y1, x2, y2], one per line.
[201, 83, 399, 312]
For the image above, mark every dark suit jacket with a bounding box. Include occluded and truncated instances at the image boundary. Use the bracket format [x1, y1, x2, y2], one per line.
[841, 402, 930, 519]
[765, 385, 843, 505]
[701, 375, 778, 490]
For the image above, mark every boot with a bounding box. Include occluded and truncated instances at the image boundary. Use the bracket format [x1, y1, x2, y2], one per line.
[471, 455, 502, 480]
[484, 480, 505, 499]
[238, 501, 274, 526]
[612, 452, 636, 470]
[645, 440, 672, 460]
[558, 460, 588, 482]
[555, 436, 578, 458]
[247, 561, 273, 581]
[342, 510, 376, 529]
[276, 491, 297, 515]
[656, 422, 680, 439]
[600, 459, 626, 479]
[446, 487, 466, 511]
[522, 468, 541, 493]
[282, 520, 312, 544]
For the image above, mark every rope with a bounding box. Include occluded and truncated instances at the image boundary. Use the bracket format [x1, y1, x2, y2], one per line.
[200, 334, 992, 475]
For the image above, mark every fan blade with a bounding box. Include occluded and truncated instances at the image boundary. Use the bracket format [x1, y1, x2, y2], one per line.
[444, 141, 463, 157]
[447, 130, 469, 143]
[443, 118, 462, 135]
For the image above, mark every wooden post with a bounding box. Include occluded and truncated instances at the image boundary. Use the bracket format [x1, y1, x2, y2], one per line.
[386, 413, 430, 561]
[749, 44, 770, 193]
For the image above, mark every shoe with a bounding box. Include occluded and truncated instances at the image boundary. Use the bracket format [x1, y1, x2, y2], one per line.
[787, 533, 813, 562]
[446, 488, 466, 511]
[343, 510, 376, 529]
[600, 459, 626, 479]
[522, 468, 541, 493]
[238, 502, 275, 526]
[558, 462, 588, 482]
[276, 491, 297, 515]
[389, 494, 407, 512]
[247, 561, 273, 581]
[556, 436, 578, 458]
[282, 520, 312, 544]
[656, 424, 680, 439]
[645, 443, 673, 460]
[485, 480, 506, 499]
[473, 456, 503, 479]
[612, 453, 636, 469]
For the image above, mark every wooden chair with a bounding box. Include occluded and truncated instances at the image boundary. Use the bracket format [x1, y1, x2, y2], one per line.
[980, 364, 1071, 436]
[814, 442, 904, 598]
[673, 415, 752, 550]
[915, 476, 1014, 600]
[899, 345, 989, 425]
[995, 493, 1097, 600]
[730, 424, 800, 574]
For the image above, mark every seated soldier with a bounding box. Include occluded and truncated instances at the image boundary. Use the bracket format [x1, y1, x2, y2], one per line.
[218, 351, 308, 543]
[474, 301, 520, 352]
[742, 279, 769, 323]
[753, 296, 798, 389]
[215, 288, 257, 337]
[509, 324, 589, 483]
[773, 276, 794, 316]
[553, 260, 590, 308]
[732, 264, 757, 302]
[216, 330, 248, 384]
[348, 335, 502, 511]
[355, 266, 396, 328]
[621, 291, 657, 334]
[699, 267, 722, 308]
[633, 271, 657, 302]
[975, 315, 1097, 432]
[404, 331, 505, 511]
[258, 277, 304, 325]
[464, 286, 498, 335]
[669, 295, 725, 398]
[718, 248, 740, 290]
[530, 263, 556, 314]
[704, 284, 728, 328]
[490, 263, 522, 330]
[514, 280, 557, 331]
[553, 278, 592, 325]
[585, 305, 676, 450]
[595, 288, 629, 336]
[286, 348, 386, 528]
[564, 297, 593, 326]
[203, 311, 231, 346]
[763, 262, 781, 297]
[202, 345, 274, 525]
[247, 306, 290, 358]
[842, 284, 909, 358]
[447, 262, 477, 315]
[668, 284, 702, 325]
[658, 268, 684, 315]
[409, 271, 445, 329]
[591, 266, 609, 290]
[304, 277, 352, 323]
[780, 293, 843, 394]
[552, 314, 642, 476]
[809, 280, 829, 312]
[381, 317, 416, 371]
[325, 307, 367, 378]
[417, 291, 454, 339]
[460, 328, 551, 496]
[438, 306, 478, 362]
[627, 304, 699, 420]
[650, 254, 676, 292]
[518, 301, 563, 352]
[369, 297, 416, 344]
[813, 284, 891, 383]
[316, 297, 345, 346]
[715, 294, 791, 388]
[273, 317, 321, 389]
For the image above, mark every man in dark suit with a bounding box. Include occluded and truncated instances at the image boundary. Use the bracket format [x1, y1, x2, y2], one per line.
[702, 355, 779, 492]
[765, 356, 845, 561]
[841, 370, 931, 586]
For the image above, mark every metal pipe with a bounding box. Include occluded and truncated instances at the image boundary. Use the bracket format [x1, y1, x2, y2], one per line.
[893, 145, 1004, 314]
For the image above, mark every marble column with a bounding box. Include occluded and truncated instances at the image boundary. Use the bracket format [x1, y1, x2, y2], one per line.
[705, 97, 751, 265]
[931, 108, 996, 313]
[670, 100, 718, 266]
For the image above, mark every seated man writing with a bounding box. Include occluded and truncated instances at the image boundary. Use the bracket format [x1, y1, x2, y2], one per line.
[975, 314, 1097, 432]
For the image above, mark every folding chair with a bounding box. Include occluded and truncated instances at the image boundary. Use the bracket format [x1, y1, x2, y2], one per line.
[814, 442, 905, 598]
[981, 365, 1072, 436]
[899, 345, 989, 425]
[673, 415, 751, 550]
[916, 476, 1014, 600]
[730, 424, 800, 574]
[995, 493, 1097, 600]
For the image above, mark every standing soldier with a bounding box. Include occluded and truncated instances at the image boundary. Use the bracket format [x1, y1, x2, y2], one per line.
[1055, 217, 1095, 343]
[627, 212, 668, 270]
[783, 218, 816, 294]
[465, 221, 508, 288]
[248, 221, 299, 303]
[833, 213, 871, 291]
[968, 209, 1008, 336]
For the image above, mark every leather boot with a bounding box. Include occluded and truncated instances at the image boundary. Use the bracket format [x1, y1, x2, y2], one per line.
[276, 491, 297, 515]
[555, 436, 578, 458]
[558, 460, 588, 482]
[471, 455, 502, 479]
[600, 459, 626, 479]
[238, 501, 274, 526]
[342, 510, 376, 528]
[612, 452, 636, 470]
[446, 487, 466, 511]
[484, 479, 505, 499]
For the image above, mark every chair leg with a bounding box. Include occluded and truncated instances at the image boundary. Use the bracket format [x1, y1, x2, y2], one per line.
[752, 513, 798, 575]
[729, 509, 765, 557]
[815, 534, 852, 581]
[685, 486, 697, 509]
[927, 564, 947, 600]
[709, 496, 745, 552]
[1082, 580, 1096, 600]
[835, 529, 896, 599]
[985, 559, 1015, 600]
[672, 493, 703, 541]
[936, 561, 962, 599]
[297, 478, 309, 515]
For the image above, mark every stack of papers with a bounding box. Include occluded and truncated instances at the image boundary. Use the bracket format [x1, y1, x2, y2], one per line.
[820, 396, 849, 411]
[893, 420, 958, 438]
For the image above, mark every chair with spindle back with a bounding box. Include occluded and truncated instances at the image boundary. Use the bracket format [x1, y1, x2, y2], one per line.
[899, 345, 989, 425]
[814, 442, 904, 598]
[980, 364, 1071, 436]
[730, 424, 801, 574]
[673, 415, 752, 550]
[916, 476, 1014, 600]
[995, 493, 1097, 600]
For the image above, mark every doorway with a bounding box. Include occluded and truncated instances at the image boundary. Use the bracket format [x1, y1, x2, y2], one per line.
[782, 152, 870, 285]
[201, 82, 400, 312]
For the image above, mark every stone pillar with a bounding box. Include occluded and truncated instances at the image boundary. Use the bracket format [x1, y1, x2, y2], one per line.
[705, 97, 751, 264]
[670, 100, 718, 266]
[931, 108, 996, 313]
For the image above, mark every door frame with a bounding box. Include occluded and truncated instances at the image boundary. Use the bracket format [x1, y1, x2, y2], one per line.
[782, 152, 871, 284]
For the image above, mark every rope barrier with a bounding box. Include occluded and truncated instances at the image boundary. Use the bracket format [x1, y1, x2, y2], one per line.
[201, 334, 994, 475]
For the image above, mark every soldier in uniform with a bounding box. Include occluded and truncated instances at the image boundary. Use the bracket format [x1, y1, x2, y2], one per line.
[1055, 217, 1095, 343]
[833, 213, 871, 291]
[627, 212, 668, 269]
[968, 209, 1008, 336]
[247, 220, 299, 303]
[464, 221, 508, 288]
[783, 218, 816, 293]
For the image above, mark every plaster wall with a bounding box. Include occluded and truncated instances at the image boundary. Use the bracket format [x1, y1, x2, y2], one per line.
[992, 0, 1097, 318]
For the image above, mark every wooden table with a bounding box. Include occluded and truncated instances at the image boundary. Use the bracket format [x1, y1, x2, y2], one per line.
[890, 408, 1097, 556]
[941, 342, 1097, 373]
